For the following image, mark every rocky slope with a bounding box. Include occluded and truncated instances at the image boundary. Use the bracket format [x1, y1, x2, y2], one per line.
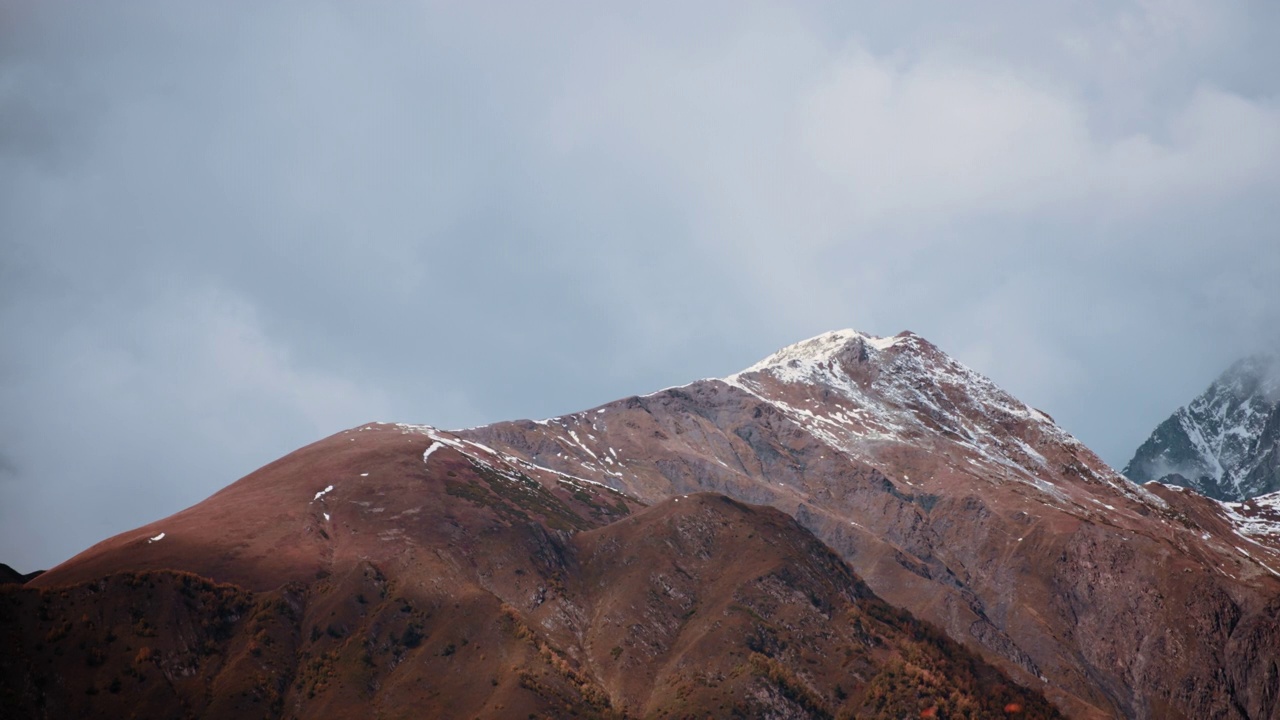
[4, 423, 1057, 719]
[1124, 355, 1280, 501]
[13, 328, 1280, 719]
[463, 330, 1280, 719]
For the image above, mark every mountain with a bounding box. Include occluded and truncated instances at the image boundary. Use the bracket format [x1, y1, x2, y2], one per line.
[2, 420, 1058, 718]
[1124, 355, 1280, 501]
[10, 328, 1280, 719]
[462, 330, 1280, 718]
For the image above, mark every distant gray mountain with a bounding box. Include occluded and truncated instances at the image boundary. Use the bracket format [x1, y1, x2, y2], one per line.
[1124, 355, 1280, 501]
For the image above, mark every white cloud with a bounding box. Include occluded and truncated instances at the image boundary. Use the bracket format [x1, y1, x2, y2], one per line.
[798, 49, 1090, 224]
[534, 9, 1280, 465]
[3, 0, 1279, 568]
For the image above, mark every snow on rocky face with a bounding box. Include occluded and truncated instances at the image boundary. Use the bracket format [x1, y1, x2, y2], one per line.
[724, 330, 1157, 506]
[1222, 489, 1280, 550]
[1124, 354, 1280, 501]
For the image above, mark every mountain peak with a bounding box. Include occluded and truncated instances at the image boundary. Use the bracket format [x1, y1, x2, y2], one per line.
[713, 328, 1154, 508]
[728, 328, 1036, 428]
[732, 329, 916, 380]
[1125, 353, 1280, 501]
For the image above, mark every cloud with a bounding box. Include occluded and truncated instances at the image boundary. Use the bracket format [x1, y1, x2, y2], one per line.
[1, 0, 1278, 568]
[546, 19, 1280, 250]
[535, 8, 1280, 463]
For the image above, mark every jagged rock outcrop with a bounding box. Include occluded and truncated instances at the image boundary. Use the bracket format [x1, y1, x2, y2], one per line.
[1125, 355, 1280, 501]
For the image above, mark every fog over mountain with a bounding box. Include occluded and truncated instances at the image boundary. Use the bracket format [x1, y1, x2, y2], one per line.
[2, 1, 1280, 571]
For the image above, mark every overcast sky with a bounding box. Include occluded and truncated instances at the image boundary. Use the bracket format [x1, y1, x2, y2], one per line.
[3, 1, 1279, 571]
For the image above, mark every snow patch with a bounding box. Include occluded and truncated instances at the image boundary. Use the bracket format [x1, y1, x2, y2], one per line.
[721, 329, 1164, 510]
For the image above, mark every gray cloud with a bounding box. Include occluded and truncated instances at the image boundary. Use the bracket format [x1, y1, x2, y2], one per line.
[2, 0, 1278, 571]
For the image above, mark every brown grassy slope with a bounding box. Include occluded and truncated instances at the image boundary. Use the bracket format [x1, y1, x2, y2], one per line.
[2, 437, 1060, 719]
[28, 425, 638, 594]
[559, 493, 1062, 719]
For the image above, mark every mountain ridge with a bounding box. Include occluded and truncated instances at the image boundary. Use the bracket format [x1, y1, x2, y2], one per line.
[462, 329, 1280, 718]
[16, 328, 1280, 719]
[4, 425, 1059, 719]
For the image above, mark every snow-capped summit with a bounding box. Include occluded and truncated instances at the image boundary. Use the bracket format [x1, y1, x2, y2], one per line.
[1124, 354, 1280, 501]
[733, 329, 911, 378]
[730, 328, 1044, 427]
[724, 327, 1148, 501]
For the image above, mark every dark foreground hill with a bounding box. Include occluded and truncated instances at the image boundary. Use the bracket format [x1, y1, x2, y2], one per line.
[0, 563, 42, 585]
[2, 424, 1056, 719]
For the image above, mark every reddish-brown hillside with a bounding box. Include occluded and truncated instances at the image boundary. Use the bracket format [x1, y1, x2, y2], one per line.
[2, 422, 1059, 712]
[462, 330, 1280, 719]
[16, 328, 1280, 718]
[28, 424, 637, 593]
[5, 424, 1057, 719]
